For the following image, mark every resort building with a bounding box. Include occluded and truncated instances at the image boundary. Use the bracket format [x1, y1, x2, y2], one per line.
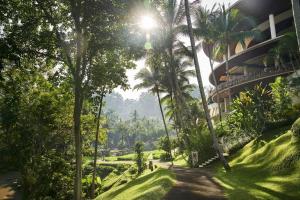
[207, 0, 299, 120]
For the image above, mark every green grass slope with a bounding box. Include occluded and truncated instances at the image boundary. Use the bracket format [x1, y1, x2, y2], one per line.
[96, 168, 175, 200]
[104, 150, 164, 162]
[214, 127, 300, 200]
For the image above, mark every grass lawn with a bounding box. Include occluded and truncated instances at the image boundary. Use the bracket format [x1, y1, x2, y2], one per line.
[104, 150, 164, 162]
[214, 126, 300, 200]
[173, 154, 188, 167]
[96, 168, 175, 200]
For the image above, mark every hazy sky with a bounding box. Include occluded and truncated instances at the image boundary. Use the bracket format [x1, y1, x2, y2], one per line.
[115, 0, 238, 99]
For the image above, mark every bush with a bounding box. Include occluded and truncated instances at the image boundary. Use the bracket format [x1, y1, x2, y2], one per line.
[152, 150, 163, 160]
[183, 128, 215, 166]
[215, 121, 231, 138]
[22, 152, 73, 200]
[159, 153, 172, 161]
[82, 174, 102, 198]
[116, 154, 135, 161]
[98, 163, 129, 175]
[291, 118, 300, 138]
[135, 142, 145, 174]
[96, 165, 115, 179]
[158, 136, 172, 161]
[270, 77, 293, 120]
[128, 166, 137, 175]
[228, 84, 272, 136]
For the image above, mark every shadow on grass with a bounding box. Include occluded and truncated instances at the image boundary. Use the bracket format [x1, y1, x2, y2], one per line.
[216, 164, 298, 200]
[101, 169, 173, 200]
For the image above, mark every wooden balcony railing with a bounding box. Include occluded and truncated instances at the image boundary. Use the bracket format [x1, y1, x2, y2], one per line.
[209, 67, 294, 97]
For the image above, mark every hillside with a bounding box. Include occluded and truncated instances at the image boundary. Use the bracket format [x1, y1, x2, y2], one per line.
[214, 126, 300, 200]
[96, 168, 175, 200]
[104, 92, 162, 120]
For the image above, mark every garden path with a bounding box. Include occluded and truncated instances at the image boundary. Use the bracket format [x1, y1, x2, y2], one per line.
[0, 172, 21, 200]
[164, 166, 226, 200]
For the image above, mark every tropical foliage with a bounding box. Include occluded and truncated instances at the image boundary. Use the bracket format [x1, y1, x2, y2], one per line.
[218, 77, 299, 153]
[1, 0, 299, 199]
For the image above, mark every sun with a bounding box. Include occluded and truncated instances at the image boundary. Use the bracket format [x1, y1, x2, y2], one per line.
[139, 16, 157, 31]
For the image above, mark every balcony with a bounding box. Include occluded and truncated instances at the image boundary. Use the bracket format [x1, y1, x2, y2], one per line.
[209, 36, 284, 85]
[209, 67, 295, 101]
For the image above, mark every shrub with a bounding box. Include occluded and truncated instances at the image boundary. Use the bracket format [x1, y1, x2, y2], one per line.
[117, 154, 135, 161]
[22, 152, 73, 200]
[98, 163, 129, 175]
[270, 77, 293, 120]
[291, 118, 300, 138]
[215, 121, 231, 138]
[82, 174, 102, 198]
[229, 84, 272, 136]
[158, 136, 172, 161]
[159, 153, 172, 161]
[135, 142, 145, 174]
[185, 129, 215, 166]
[152, 150, 163, 160]
[128, 166, 137, 175]
[96, 165, 115, 179]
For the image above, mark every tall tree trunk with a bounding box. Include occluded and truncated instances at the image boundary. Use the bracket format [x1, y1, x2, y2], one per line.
[74, 76, 83, 200]
[292, 0, 300, 53]
[167, 22, 192, 122]
[91, 93, 104, 198]
[225, 42, 232, 109]
[168, 47, 188, 118]
[167, 66, 184, 131]
[184, 0, 230, 171]
[208, 49, 223, 122]
[156, 87, 173, 164]
[170, 92, 179, 135]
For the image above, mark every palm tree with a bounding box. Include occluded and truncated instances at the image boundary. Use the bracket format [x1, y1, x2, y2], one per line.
[214, 5, 260, 105]
[277, 32, 300, 71]
[193, 5, 224, 122]
[153, 0, 191, 120]
[161, 59, 196, 132]
[184, 0, 230, 171]
[265, 32, 300, 72]
[291, 0, 300, 52]
[134, 59, 173, 163]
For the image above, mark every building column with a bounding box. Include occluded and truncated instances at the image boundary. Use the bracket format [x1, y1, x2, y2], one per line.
[269, 14, 277, 39]
[228, 45, 231, 57]
[243, 66, 248, 76]
[224, 98, 228, 113]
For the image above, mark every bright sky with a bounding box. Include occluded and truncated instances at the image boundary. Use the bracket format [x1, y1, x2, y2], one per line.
[115, 0, 238, 99]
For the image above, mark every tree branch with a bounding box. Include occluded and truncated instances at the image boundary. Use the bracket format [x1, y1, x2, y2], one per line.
[36, 0, 75, 77]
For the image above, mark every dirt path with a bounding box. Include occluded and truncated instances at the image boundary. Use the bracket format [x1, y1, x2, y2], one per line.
[0, 172, 22, 200]
[164, 167, 226, 200]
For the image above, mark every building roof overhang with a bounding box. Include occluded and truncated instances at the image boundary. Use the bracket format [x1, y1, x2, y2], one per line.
[202, 0, 292, 62]
[230, 0, 291, 24]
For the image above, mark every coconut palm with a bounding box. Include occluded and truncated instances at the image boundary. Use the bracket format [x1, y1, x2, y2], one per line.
[193, 5, 224, 122]
[153, 0, 191, 120]
[276, 32, 300, 71]
[160, 58, 196, 131]
[265, 32, 300, 72]
[291, 0, 300, 52]
[134, 57, 173, 163]
[183, 0, 231, 171]
[214, 4, 260, 105]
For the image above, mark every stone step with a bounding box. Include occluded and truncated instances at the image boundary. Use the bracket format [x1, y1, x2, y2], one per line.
[198, 154, 222, 168]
